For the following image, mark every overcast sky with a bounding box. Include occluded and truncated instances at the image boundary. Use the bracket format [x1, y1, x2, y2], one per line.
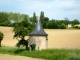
[0, 0, 80, 21]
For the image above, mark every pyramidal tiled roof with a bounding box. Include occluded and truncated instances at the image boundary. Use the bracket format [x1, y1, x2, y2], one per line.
[29, 20, 48, 36]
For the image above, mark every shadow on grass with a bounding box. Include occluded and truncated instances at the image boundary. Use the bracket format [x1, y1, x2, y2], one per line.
[14, 49, 25, 54]
[14, 47, 29, 54]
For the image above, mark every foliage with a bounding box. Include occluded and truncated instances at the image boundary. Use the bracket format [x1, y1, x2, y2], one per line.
[47, 21, 52, 29]
[0, 12, 10, 26]
[60, 23, 66, 29]
[42, 21, 48, 28]
[0, 11, 80, 29]
[73, 26, 80, 29]
[11, 11, 36, 49]
[51, 20, 59, 29]
[0, 32, 4, 47]
[13, 25, 27, 39]
[74, 26, 79, 29]
[40, 11, 44, 23]
[30, 44, 36, 51]
[71, 19, 80, 27]
[16, 39, 28, 49]
[12, 21, 33, 48]
[64, 17, 69, 27]
[44, 17, 49, 21]
[78, 27, 80, 29]
[21, 19, 29, 27]
[32, 12, 37, 24]
[0, 46, 80, 60]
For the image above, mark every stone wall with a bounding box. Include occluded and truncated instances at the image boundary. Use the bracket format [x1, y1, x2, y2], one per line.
[29, 36, 47, 50]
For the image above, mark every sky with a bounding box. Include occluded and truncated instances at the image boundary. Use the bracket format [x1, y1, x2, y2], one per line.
[0, 0, 80, 21]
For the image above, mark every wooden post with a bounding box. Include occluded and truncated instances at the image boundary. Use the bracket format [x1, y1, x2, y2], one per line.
[46, 36, 48, 48]
[29, 45, 31, 52]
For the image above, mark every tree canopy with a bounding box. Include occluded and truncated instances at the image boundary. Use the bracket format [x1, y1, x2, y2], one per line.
[0, 11, 80, 29]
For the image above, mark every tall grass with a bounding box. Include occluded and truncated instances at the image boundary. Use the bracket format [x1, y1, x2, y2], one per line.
[0, 46, 80, 60]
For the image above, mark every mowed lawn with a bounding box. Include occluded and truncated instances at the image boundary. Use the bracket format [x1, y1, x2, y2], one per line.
[0, 26, 80, 49]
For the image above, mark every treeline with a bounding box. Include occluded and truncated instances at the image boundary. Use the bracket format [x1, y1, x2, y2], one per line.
[0, 11, 80, 29]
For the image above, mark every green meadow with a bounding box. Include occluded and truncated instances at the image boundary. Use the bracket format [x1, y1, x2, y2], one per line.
[0, 46, 80, 60]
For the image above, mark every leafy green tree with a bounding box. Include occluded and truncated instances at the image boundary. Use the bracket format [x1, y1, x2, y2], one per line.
[0, 32, 4, 47]
[0, 12, 9, 26]
[42, 17, 49, 28]
[13, 21, 33, 48]
[60, 23, 66, 29]
[32, 12, 37, 23]
[47, 21, 52, 29]
[21, 14, 29, 27]
[40, 11, 44, 23]
[8, 12, 14, 21]
[44, 17, 49, 21]
[42, 21, 48, 28]
[64, 17, 69, 27]
[13, 24, 29, 48]
[13, 13, 21, 23]
[29, 17, 33, 23]
[51, 20, 59, 29]
[60, 20, 67, 25]
[71, 19, 79, 27]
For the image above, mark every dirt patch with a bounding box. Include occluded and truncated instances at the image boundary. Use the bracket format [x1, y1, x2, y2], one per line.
[0, 54, 43, 60]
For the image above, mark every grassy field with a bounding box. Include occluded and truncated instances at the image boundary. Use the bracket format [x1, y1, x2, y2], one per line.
[0, 46, 80, 60]
[0, 26, 80, 49]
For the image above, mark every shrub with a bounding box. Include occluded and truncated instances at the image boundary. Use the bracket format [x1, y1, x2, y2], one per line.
[60, 23, 66, 29]
[30, 44, 36, 51]
[16, 39, 28, 49]
[74, 26, 78, 29]
[78, 27, 80, 29]
[0, 32, 4, 47]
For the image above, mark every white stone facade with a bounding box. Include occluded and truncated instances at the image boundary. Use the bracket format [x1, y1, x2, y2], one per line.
[29, 36, 47, 50]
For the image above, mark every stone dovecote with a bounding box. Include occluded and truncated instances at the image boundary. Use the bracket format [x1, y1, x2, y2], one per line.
[29, 20, 48, 50]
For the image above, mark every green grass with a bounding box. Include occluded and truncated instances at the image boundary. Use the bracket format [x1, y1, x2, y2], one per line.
[0, 46, 80, 60]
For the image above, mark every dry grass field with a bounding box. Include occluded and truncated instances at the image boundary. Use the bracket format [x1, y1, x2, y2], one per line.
[0, 26, 80, 49]
[45, 29, 80, 49]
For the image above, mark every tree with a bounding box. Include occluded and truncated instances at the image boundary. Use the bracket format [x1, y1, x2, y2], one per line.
[13, 24, 29, 48]
[32, 12, 37, 24]
[13, 13, 19, 22]
[51, 20, 59, 29]
[22, 16, 29, 27]
[0, 32, 4, 47]
[42, 21, 48, 28]
[29, 17, 33, 23]
[8, 12, 14, 21]
[60, 23, 66, 29]
[71, 19, 79, 27]
[13, 20, 33, 48]
[40, 11, 44, 23]
[47, 21, 52, 29]
[44, 17, 49, 21]
[64, 17, 69, 27]
[0, 12, 9, 26]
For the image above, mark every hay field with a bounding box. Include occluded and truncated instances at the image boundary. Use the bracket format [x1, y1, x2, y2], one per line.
[0, 26, 80, 49]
